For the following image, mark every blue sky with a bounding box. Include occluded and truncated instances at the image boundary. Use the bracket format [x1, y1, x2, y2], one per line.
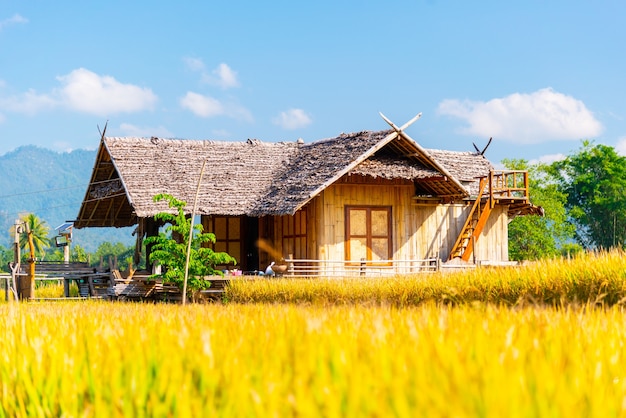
[1, 1, 625, 165]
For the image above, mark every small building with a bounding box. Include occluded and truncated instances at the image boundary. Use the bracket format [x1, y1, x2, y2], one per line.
[74, 115, 541, 276]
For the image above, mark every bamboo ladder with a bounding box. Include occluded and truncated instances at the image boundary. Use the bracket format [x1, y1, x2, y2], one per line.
[448, 173, 495, 261]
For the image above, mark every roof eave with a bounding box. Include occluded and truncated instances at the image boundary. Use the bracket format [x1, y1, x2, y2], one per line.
[394, 132, 469, 198]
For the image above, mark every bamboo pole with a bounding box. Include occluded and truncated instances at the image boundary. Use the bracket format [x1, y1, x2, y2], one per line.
[8, 219, 20, 302]
[182, 160, 207, 305]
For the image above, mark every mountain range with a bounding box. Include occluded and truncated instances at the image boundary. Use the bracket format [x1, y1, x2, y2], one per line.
[0, 146, 133, 252]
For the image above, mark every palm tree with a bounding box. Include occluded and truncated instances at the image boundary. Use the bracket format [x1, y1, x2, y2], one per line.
[16, 213, 51, 261]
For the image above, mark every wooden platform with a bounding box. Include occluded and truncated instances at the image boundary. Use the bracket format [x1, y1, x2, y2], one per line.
[108, 273, 230, 302]
[30, 262, 112, 298]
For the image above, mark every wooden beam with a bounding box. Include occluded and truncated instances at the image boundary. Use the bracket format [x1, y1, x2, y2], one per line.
[417, 176, 447, 182]
[379, 112, 422, 132]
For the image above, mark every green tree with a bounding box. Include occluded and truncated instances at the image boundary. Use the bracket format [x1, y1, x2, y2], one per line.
[93, 241, 135, 269]
[0, 244, 14, 273]
[46, 243, 89, 263]
[550, 141, 626, 249]
[14, 213, 51, 261]
[70, 244, 89, 263]
[144, 194, 236, 297]
[503, 159, 577, 260]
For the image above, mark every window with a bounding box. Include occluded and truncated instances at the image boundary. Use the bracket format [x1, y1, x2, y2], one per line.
[203, 216, 242, 266]
[282, 211, 307, 259]
[345, 207, 392, 262]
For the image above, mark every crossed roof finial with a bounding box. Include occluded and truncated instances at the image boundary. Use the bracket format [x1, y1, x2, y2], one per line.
[379, 112, 422, 135]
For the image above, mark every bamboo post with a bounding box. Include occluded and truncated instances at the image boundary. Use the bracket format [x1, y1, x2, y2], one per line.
[8, 219, 21, 302]
[288, 253, 294, 276]
[183, 160, 207, 305]
[8, 262, 19, 302]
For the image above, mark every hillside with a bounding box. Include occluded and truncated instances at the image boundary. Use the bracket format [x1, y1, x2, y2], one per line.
[0, 146, 132, 252]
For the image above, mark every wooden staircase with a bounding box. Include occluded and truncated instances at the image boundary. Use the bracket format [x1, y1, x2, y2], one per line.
[449, 177, 493, 261]
[448, 170, 534, 262]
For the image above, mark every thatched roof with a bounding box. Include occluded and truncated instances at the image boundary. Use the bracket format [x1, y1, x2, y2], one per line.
[426, 149, 494, 196]
[74, 129, 493, 228]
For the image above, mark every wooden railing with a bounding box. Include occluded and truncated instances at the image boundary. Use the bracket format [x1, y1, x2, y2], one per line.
[449, 170, 531, 262]
[489, 170, 529, 201]
[281, 258, 440, 277]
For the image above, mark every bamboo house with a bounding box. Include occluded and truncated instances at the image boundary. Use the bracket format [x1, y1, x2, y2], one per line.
[74, 114, 542, 276]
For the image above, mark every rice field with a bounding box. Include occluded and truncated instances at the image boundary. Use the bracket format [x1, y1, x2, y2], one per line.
[226, 250, 626, 307]
[0, 252, 625, 417]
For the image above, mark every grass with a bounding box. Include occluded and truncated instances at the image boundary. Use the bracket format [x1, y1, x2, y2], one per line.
[226, 251, 626, 307]
[0, 302, 625, 417]
[0, 281, 79, 301]
[0, 251, 625, 416]
[0, 302, 624, 416]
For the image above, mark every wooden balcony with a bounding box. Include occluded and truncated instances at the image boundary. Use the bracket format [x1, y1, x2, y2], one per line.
[449, 170, 542, 262]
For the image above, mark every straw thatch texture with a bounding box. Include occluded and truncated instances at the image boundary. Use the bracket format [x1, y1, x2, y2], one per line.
[426, 149, 494, 196]
[74, 130, 494, 228]
[252, 130, 394, 215]
[350, 156, 441, 180]
[107, 137, 299, 218]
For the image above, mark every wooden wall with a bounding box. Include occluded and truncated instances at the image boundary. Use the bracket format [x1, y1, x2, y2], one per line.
[473, 205, 509, 262]
[302, 183, 510, 262]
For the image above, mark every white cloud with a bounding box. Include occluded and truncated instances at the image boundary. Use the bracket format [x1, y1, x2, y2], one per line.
[180, 92, 224, 117]
[0, 14, 28, 31]
[438, 88, 603, 144]
[615, 137, 626, 156]
[0, 89, 56, 114]
[57, 68, 157, 116]
[272, 108, 312, 130]
[211, 63, 239, 89]
[529, 153, 566, 165]
[184, 58, 240, 89]
[180, 91, 252, 121]
[0, 69, 157, 118]
[118, 123, 174, 138]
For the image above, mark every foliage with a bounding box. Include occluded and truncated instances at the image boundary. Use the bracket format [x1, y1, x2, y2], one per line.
[144, 194, 236, 293]
[92, 241, 136, 270]
[0, 245, 13, 273]
[70, 244, 89, 263]
[12, 213, 51, 261]
[550, 141, 626, 249]
[502, 159, 578, 260]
